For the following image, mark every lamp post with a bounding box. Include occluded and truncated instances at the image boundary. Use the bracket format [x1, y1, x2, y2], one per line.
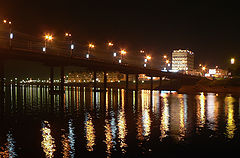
[107, 42, 116, 61]
[3, 19, 13, 49]
[87, 43, 95, 59]
[65, 33, 74, 56]
[43, 34, 53, 53]
[144, 55, 151, 68]
[119, 49, 127, 64]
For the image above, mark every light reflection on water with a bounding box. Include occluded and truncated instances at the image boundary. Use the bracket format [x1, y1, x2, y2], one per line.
[1, 85, 240, 157]
[41, 121, 56, 158]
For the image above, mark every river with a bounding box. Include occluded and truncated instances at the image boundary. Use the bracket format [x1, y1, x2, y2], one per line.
[0, 85, 240, 157]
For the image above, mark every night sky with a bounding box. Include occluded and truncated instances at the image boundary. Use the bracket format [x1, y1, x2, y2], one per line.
[1, 0, 240, 69]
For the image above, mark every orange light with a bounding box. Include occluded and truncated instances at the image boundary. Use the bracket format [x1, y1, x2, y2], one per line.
[89, 43, 95, 48]
[166, 60, 169, 64]
[3, 20, 7, 24]
[120, 49, 127, 55]
[163, 55, 167, 59]
[108, 42, 113, 46]
[202, 66, 206, 71]
[65, 33, 71, 37]
[45, 34, 53, 41]
[146, 55, 151, 60]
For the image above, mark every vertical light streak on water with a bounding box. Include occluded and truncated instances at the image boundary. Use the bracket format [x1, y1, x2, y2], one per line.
[206, 93, 219, 131]
[225, 96, 236, 139]
[141, 90, 151, 138]
[117, 89, 127, 153]
[159, 93, 169, 141]
[6, 131, 17, 158]
[178, 94, 186, 140]
[84, 113, 96, 151]
[41, 121, 56, 158]
[104, 118, 113, 157]
[68, 119, 75, 157]
[196, 92, 206, 128]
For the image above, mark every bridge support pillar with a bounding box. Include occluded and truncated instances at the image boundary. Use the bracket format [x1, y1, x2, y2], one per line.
[60, 66, 65, 93]
[135, 74, 138, 91]
[50, 67, 54, 92]
[104, 72, 107, 91]
[50, 67, 54, 110]
[150, 76, 153, 106]
[60, 66, 65, 110]
[0, 61, 4, 112]
[159, 77, 162, 91]
[93, 71, 97, 106]
[125, 73, 129, 91]
[135, 74, 138, 106]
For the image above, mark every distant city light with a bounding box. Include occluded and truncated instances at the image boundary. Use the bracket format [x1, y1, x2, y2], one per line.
[118, 59, 122, 63]
[144, 63, 147, 67]
[113, 52, 117, 57]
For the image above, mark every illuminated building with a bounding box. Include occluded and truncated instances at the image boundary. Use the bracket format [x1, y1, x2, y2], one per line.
[172, 49, 194, 71]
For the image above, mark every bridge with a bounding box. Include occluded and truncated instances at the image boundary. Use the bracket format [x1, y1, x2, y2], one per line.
[0, 25, 202, 108]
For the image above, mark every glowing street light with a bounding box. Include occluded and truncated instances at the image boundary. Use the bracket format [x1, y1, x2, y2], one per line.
[120, 49, 127, 55]
[163, 55, 167, 59]
[65, 33, 72, 37]
[2, 19, 13, 48]
[202, 66, 206, 71]
[146, 55, 151, 60]
[87, 43, 95, 59]
[119, 49, 127, 64]
[107, 42, 113, 47]
[65, 33, 74, 56]
[43, 34, 54, 53]
[89, 43, 95, 48]
[231, 58, 235, 64]
[144, 55, 151, 67]
[45, 34, 53, 41]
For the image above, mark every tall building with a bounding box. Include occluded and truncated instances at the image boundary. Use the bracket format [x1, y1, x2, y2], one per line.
[172, 49, 194, 71]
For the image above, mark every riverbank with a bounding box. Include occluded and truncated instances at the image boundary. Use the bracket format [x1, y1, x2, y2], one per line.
[178, 77, 240, 94]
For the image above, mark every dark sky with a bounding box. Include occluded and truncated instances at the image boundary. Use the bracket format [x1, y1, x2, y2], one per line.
[1, 0, 240, 68]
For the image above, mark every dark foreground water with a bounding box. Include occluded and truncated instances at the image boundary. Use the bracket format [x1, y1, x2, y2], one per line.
[0, 85, 240, 157]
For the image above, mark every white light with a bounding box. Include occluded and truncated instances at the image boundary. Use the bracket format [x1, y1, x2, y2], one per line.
[118, 59, 122, 63]
[144, 63, 147, 67]
[144, 59, 147, 63]
[10, 33, 13, 39]
[71, 44, 74, 50]
[42, 47, 46, 52]
[113, 52, 117, 57]
[86, 53, 89, 59]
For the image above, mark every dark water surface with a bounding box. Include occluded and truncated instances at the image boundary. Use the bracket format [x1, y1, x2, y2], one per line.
[0, 85, 240, 157]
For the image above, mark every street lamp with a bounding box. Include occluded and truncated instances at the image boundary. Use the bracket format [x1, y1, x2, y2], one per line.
[107, 42, 117, 59]
[144, 55, 151, 67]
[119, 49, 127, 64]
[43, 34, 53, 53]
[65, 32, 74, 56]
[2, 19, 13, 48]
[87, 43, 95, 59]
